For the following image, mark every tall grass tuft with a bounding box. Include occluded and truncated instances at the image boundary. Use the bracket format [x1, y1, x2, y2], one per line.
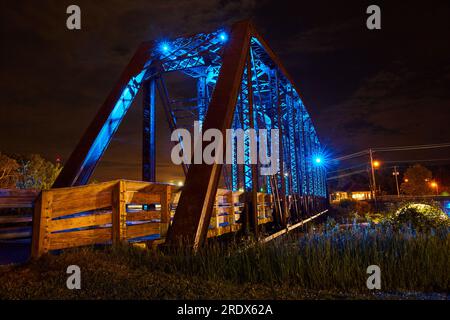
[109, 221, 449, 293]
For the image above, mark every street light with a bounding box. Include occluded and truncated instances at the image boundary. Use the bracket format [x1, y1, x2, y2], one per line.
[430, 181, 439, 195]
[392, 166, 400, 197]
[369, 149, 381, 203]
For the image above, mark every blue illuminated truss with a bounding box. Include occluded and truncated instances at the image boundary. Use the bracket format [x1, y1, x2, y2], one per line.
[55, 26, 327, 201]
[138, 30, 330, 198]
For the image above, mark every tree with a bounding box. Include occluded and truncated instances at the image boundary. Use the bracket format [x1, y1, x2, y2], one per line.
[400, 164, 433, 196]
[13, 154, 62, 190]
[0, 153, 19, 188]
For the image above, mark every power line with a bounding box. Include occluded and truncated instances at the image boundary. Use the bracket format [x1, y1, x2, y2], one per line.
[381, 158, 450, 164]
[328, 162, 367, 174]
[373, 143, 450, 152]
[331, 142, 450, 162]
[327, 169, 368, 180]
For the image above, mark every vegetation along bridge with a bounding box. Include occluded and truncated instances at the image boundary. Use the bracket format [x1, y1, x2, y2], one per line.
[1, 21, 328, 256]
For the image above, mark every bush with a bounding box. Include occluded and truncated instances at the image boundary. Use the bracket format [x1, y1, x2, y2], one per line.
[388, 203, 450, 231]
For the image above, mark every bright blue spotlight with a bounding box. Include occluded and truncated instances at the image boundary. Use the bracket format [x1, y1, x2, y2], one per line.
[159, 41, 170, 53]
[219, 31, 228, 42]
[315, 157, 322, 164]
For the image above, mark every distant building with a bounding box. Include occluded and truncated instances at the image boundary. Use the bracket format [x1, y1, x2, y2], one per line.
[330, 191, 372, 203]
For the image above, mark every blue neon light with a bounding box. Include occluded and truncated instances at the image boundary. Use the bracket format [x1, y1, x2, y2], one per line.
[159, 41, 170, 53]
[219, 31, 228, 42]
[145, 30, 327, 199]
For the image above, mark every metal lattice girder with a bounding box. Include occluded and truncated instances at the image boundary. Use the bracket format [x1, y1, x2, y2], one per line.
[53, 42, 153, 187]
[166, 20, 253, 248]
[142, 79, 156, 182]
[53, 19, 327, 247]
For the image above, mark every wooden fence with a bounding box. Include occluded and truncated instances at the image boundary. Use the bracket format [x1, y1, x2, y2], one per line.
[31, 180, 171, 258]
[1, 181, 277, 259]
[172, 189, 274, 238]
[0, 189, 38, 241]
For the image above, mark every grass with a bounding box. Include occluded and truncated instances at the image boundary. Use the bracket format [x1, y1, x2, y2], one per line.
[1, 220, 448, 300]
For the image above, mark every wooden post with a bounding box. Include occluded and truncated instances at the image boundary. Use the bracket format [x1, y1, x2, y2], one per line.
[166, 21, 252, 249]
[31, 191, 52, 259]
[112, 180, 127, 244]
[160, 185, 171, 238]
[227, 191, 235, 225]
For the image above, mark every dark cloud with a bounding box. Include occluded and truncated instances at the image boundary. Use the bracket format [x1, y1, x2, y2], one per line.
[1, 0, 450, 182]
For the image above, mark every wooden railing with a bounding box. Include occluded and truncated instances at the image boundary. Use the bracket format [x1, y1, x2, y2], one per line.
[0, 189, 38, 241]
[1, 181, 276, 258]
[32, 180, 171, 258]
[171, 189, 275, 238]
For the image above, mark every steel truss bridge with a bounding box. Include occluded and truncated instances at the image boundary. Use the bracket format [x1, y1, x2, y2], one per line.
[53, 20, 328, 248]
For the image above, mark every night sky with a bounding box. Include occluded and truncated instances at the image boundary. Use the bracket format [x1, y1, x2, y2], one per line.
[1, 0, 450, 184]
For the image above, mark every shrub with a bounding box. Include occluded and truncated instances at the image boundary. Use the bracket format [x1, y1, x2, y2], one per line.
[388, 203, 450, 231]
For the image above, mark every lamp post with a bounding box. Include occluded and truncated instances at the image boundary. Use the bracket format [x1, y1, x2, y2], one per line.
[430, 181, 439, 195]
[369, 149, 380, 202]
[392, 166, 400, 197]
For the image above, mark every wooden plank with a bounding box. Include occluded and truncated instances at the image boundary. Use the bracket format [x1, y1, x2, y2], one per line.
[127, 210, 161, 222]
[112, 180, 126, 243]
[48, 227, 112, 250]
[127, 222, 160, 239]
[258, 217, 273, 225]
[0, 215, 32, 223]
[124, 191, 160, 204]
[50, 191, 112, 218]
[261, 210, 328, 244]
[160, 186, 171, 237]
[31, 191, 52, 258]
[50, 180, 117, 200]
[0, 228, 32, 240]
[216, 188, 231, 196]
[0, 196, 36, 208]
[123, 180, 171, 193]
[0, 189, 38, 197]
[48, 212, 112, 232]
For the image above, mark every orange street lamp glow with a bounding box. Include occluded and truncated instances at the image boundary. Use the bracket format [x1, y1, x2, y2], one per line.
[404, 178, 409, 183]
[430, 181, 439, 195]
[372, 160, 380, 168]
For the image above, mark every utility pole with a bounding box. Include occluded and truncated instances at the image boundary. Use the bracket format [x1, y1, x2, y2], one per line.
[392, 166, 400, 197]
[369, 149, 377, 203]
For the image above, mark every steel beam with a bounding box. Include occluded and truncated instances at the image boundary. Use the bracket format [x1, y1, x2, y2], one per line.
[166, 21, 253, 249]
[53, 42, 153, 188]
[142, 79, 156, 182]
[247, 52, 259, 237]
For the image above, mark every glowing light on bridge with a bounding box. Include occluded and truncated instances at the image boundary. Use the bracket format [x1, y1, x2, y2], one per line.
[218, 31, 228, 42]
[159, 41, 170, 53]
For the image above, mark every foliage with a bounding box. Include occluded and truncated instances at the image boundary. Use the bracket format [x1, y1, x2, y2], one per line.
[385, 203, 450, 231]
[333, 199, 372, 221]
[0, 153, 19, 188]
[400, 164, 433, 196]
[335, 198, 357, 214]
[1, 221, 449, 299]
[10, 154, 62, 190]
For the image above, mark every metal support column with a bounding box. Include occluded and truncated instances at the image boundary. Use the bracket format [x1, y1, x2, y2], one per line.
[143, 78, 156, 182]
[247, 54, 259, 237]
